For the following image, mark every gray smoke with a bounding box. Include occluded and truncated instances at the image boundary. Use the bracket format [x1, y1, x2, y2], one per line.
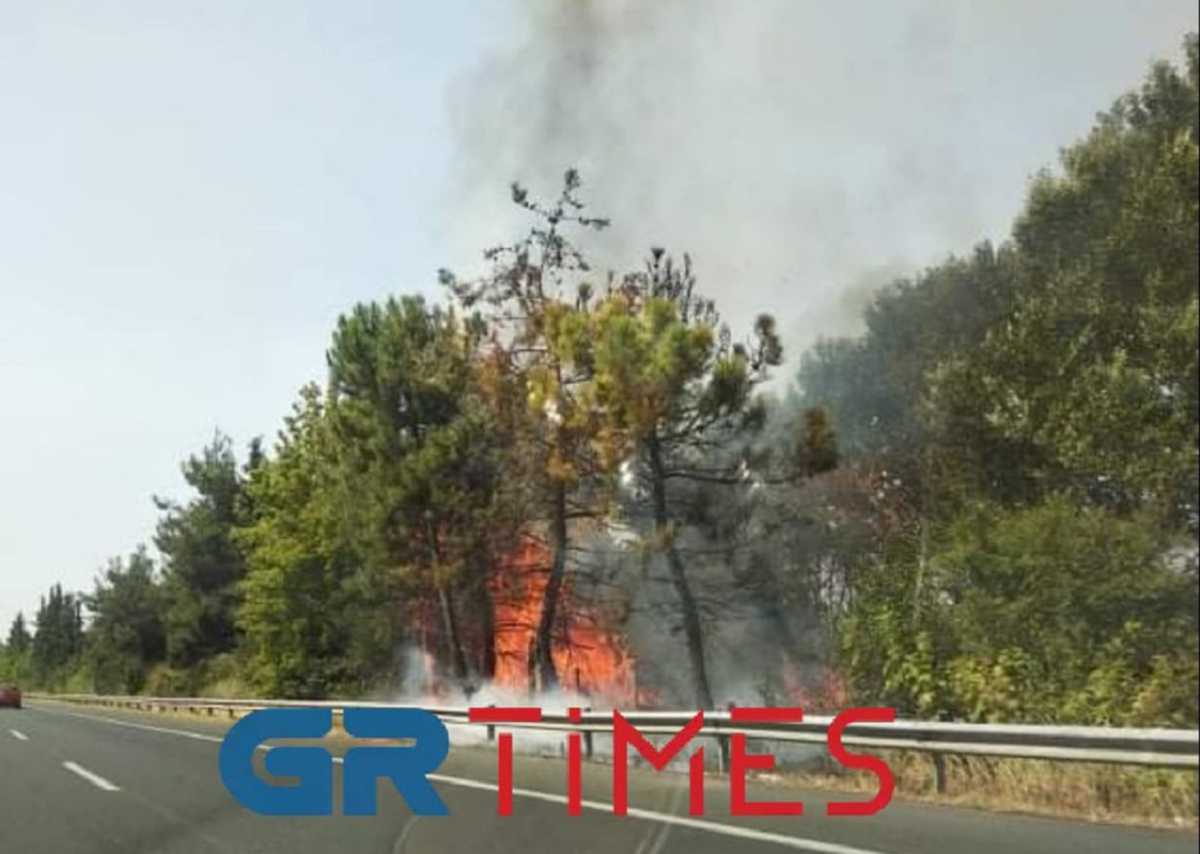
[438, 1, 938, 698]
[439, 0, 1020, 365]
[441, 1, 1194, 363]
[437, 0, 1195, 707]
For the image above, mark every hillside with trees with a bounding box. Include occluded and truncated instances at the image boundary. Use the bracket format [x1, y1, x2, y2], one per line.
[3, 35, 1196, 733]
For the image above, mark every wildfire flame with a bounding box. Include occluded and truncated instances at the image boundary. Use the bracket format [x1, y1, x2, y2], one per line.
[490, 535, 638, 708]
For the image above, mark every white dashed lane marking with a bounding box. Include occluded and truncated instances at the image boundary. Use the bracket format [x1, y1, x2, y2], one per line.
[62, 760, 121, 792]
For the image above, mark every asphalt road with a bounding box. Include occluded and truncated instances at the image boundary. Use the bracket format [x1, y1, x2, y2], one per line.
[0, 701, 1193, 854]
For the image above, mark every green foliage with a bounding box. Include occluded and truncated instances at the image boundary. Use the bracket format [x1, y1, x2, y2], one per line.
[196, 652, 253, 698]
[235, 384, 368, 697]
[842, 499, 1198, 724]
[797, 36, 1199, 729]
[930, 38, 1198, 518]
[799, 38, 1198, 522]
[325, 295, 503, 690]
[6, 612, 31, 653]
[584, 250, 834, 709]
[797, 242, 1021, 465]
[142, 663, 196, 697]
[84, 546, 166, 694]
[30, 583, 85, 687]
[154, 432, 254, 667]
[0, 616, 32, 685]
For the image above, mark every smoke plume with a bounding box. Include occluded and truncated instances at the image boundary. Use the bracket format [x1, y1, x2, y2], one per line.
[441, 0, 1012, 364]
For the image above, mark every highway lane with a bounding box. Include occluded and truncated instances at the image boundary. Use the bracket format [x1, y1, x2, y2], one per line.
[0, 702, 1194, 854]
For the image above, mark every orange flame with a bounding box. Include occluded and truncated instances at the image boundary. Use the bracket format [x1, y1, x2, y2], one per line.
[491, 535, 638, 707]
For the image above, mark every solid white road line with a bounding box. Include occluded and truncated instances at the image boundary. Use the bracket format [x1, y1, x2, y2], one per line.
[9, 729, 29, 741]
[62, 760, 121, 792]
[48, 709, 223, 744]
[33, 705, 888, 854]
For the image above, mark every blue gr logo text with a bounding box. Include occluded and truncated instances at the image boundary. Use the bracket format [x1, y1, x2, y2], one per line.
[218, 707, 450, 816]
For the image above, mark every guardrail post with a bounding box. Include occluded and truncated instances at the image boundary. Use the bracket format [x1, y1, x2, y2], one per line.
[716, 702, 733, 774]
[932, 753, 947, 794]
[583, 707, 594, 760]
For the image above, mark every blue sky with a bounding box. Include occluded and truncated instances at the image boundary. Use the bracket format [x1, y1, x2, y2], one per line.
[1, 1, 1196, 633]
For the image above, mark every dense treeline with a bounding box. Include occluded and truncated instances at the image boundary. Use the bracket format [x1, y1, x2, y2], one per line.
[792, 34, 1199, 725]
[3, 37, 1196, 726]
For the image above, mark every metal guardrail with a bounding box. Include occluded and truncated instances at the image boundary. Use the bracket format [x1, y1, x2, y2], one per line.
[28, 692, 1199, 769]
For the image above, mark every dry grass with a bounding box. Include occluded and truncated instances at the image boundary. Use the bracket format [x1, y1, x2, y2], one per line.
[770, 750, 1198, 830]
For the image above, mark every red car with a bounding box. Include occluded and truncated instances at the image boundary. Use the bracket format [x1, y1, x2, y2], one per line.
[0, 684, 21, 709]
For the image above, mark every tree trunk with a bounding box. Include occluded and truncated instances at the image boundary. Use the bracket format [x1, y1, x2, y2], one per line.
[437, 585, 470, 686]
[912, 517, 928, 630]
[528, 481, 567, 694]
[474, 558, 496, 681]
[426, 520, 469, 687]
[648, 434, 715, 710]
